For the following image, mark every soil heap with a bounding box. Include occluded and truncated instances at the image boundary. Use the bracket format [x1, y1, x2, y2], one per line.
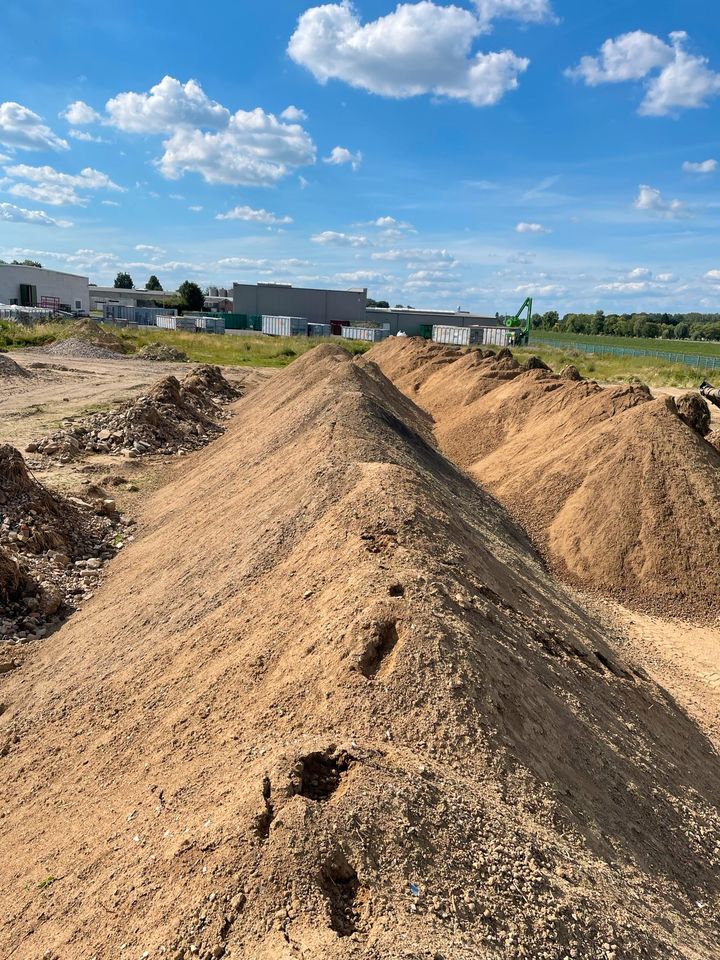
[0, 353, 31, 379]
[137, 343, 190, 362]
[1, 345, 719, 959]
[0, 444, 125, 642]
[368, 338, 720, 618]
[27, 365, 240, 460]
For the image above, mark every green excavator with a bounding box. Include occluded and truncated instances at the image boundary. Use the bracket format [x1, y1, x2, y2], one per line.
[504, 297, 532, 346]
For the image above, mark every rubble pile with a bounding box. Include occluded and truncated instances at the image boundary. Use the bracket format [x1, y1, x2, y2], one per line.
[27, 365, 240, 461]
[0, 445, 127, 644]
[136, 343, 190, 362]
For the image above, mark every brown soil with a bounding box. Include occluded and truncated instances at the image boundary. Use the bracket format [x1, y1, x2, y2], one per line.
[368, 339, 720, 619]
[0, 353, 32, 379]
[1, 345, 720, 958]
[62, 317, 129, 353]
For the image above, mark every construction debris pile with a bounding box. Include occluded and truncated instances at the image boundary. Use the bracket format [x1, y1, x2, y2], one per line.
[26, 365, 240, 461]
[0, 444, 126, 645]
[368, 339, 720, 618]
[136, 343, 190, 362]
[1, 345, 719, 959]
[0, 354, 32, 379]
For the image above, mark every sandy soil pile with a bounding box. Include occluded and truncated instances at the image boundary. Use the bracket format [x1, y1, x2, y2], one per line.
[0, 444, 125, 643]
[0, 353, 32, 378]
[45, 337, 126, 360]
[1, 345, 719, 958]
[137, 343, 190, 362]
[27, 365, 239, 460]
[369, 339, 720, 618]
[66, 317, 128, 352]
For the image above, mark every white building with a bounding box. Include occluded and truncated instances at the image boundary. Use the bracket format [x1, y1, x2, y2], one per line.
[0, 263, 89, 313]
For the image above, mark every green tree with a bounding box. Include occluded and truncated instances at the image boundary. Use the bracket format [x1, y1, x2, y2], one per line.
[178, 280, 204, 312]
[12, 259, 42, 267]
[114, 272, 134, 289]
[145, 275, 163, 291]
[674, 322, 690, 339]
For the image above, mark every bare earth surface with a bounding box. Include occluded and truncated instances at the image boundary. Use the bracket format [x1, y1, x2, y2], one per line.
[0, 345, 719, 960]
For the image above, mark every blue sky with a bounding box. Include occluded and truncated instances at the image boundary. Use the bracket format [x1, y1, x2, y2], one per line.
[1, 0, 719, 314]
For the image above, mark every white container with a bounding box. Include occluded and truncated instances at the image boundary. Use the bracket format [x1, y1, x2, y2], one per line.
[340, 326, 390, 342]
[483, 326, 513, 347]
[262, 315, 308, 337]
[431, 325, 482, 346]
[156, 316, 177, 330]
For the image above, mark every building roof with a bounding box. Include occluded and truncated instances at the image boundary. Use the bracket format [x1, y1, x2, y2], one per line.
[367, 306, 496, 321]
[0, 263, 89, 282]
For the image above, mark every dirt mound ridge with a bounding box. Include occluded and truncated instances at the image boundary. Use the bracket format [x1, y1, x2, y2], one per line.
[1, 344, 720, 958]
[0, 353, 31, 378]
[137, 343, 190, 362]
[28, 365, 239, 459]
[64, 317, 127, 352]
[369, 339, 720, 618]
[45, 337, 124, 360]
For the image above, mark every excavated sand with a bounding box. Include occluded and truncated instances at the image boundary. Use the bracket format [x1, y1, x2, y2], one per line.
[1, 345, 719, 959]
[368, 339, 720, 619]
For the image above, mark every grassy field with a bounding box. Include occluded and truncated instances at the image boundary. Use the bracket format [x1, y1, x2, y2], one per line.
[531, 329, 720, 358]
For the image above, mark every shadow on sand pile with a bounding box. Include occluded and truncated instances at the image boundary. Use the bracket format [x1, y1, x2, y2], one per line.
[368, 338, 720, 619]
[1, 345, 719, 958]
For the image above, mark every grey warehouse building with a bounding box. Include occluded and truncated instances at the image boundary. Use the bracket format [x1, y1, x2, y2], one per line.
[366, 306, 498, 337]
[0, 263, 89, 312]
[233, 282, 368, 326]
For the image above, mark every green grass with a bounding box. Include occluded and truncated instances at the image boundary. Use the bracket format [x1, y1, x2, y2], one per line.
[514, 343, 707, 389]
[531, 329, 720, 358]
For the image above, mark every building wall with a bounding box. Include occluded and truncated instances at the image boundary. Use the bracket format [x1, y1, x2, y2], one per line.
[0, 264, 89, 312]
[366, 308, 498, 336]
[233, 283, 367, 325]
[89, 287, 178, 309]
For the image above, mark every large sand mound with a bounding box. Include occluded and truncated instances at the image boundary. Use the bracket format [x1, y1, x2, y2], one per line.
[368, 339, 720, 618]
[1, 345, 719, 958]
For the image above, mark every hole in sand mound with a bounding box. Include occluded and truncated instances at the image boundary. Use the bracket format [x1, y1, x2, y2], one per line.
[297, 751, 353, 801]
[254, 776, 274, 840]
[387, 583, 405, 597]
[357, 620, 400, 679]
[320, 852, 361, 937]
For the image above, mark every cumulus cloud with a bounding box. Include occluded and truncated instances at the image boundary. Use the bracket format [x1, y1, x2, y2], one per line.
[105, 76, 230, 133]
[633, 184, 687, 219]
[323, 145, 362, 171]
[628, 266, 652, 279]
[683, 159, 717, 173]
[567, 31, 720, 116]
[216, 205, 293, 225]
[0, 102, 69, 152]
[514, 282, 565, 296]
[473, 0, 556, 25]
[311, 231, 370, 247]
[281, 105, 308, 122]
[135, 244, 165, 255]
[158, 108, 316, 186]
[705, 269, 720, 280]
[0, 201, 71, 227]
[60, 100, 102, 125]
[288, 2, 529, 107]
[656, 272, 675, 282]
[594, 281, 651, 294]
[69, 130, 109, 144]
[3, 163, 123, 206]
[515, 221, 549, 233]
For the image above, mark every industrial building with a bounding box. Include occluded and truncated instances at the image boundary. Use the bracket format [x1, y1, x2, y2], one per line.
[233, 282, 368, 329]
[0, 263, 89, 313]
[89, 286, 179, 310]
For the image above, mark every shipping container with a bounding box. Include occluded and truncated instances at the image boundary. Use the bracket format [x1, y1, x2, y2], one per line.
[261, 315, 309, 337]
[156, 316, 177, 330]
[418, 324, 434, 340]
[249, 314, 263, 331]
[431, 325, 482, 347]
[307, 322, 331, 337]
[195, 316, 226, 335]
[482, 326, 513, 347]
[340, 326, 390, 342]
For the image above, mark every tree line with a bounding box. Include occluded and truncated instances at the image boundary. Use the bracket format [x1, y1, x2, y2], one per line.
[532, 310, 720, 342]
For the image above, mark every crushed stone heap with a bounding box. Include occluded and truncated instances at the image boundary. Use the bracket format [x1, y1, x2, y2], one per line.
[27, 365, 240, 460]
[1, 345, 719, 959]
[368, 338, 720, 619]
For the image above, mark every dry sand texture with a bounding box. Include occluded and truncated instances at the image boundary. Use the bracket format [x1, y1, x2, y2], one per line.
[1, 346, 719, 959]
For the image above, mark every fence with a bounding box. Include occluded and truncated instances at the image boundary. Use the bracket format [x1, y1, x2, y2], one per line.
[533, 337, 720, 372]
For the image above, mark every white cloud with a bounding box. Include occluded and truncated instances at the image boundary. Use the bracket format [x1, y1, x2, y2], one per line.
[514, 282, 565, 296]
[216, 205, 293, 225]
[60, 100, 102, 125]
[189, 205, 203, 212]
[656, 272, 675, 282]
[595, 281, 651, 294]
[705, 269, 720, 280]
[311, 230, 370, 247]
[288, 2, 529, 107]
[628, 266, 651, 279]
[0, 201, 71, 227]
[101, 200, 120, 207]
[135, 244, 166, 255]
[281, 105, 308, 122]
[3, 163, 123, 206]
[106, 76, 230, 133]
[158, 108, 316, 186]
[367, 215, 413, 229]
[371, 248, 457, 268]
[69, 130, 109, 144]
[0, 102, 69, 152]
[567, 31, 720, 116]
[217, 256, 312, 270]
[633, 184, 687, 219]
[683, 159, 717, 174]
[473, 0, 555, 25]
[334, 270, 392, 283]
[515, 221, 549, 233]
[323, 145, 362, 171]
